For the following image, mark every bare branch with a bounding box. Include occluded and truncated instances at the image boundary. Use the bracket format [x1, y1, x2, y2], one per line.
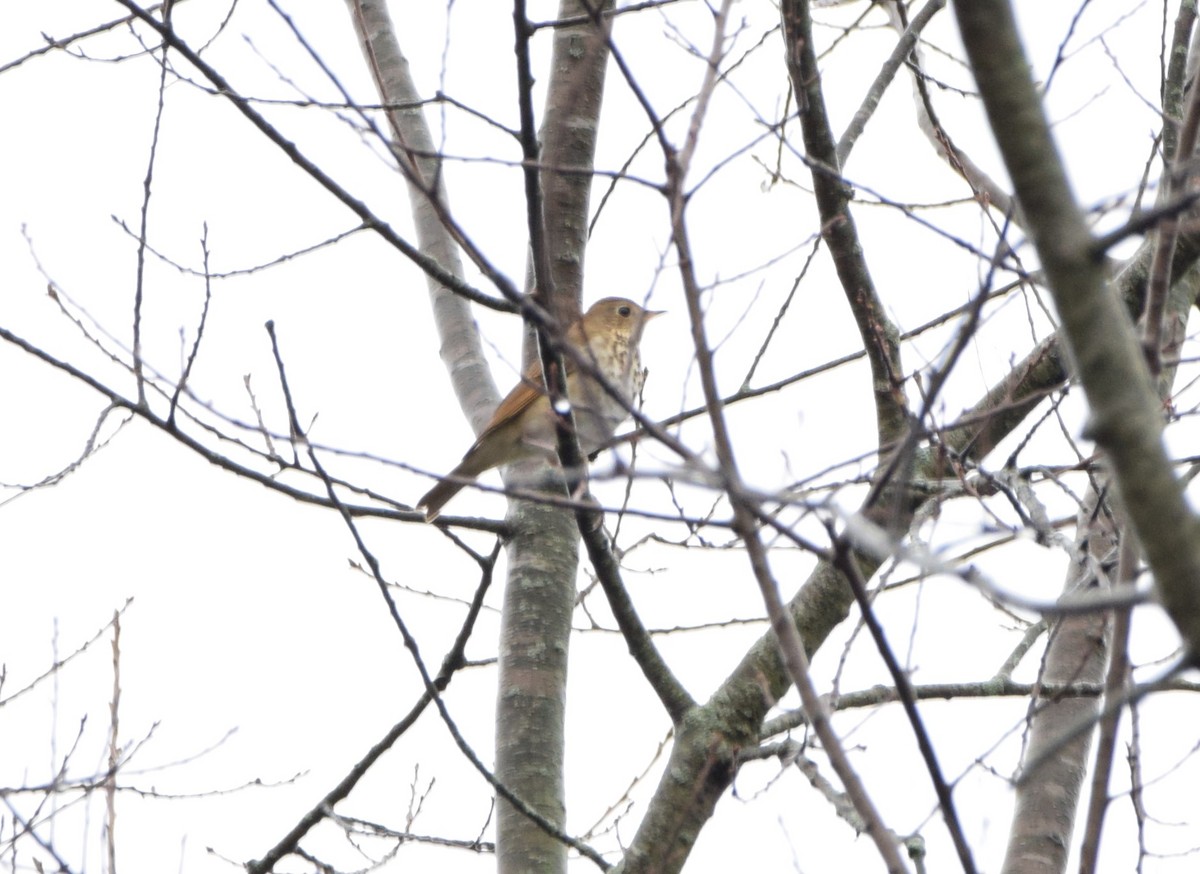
[782, 0, 910, 447]
[954, 0, 1200, 659]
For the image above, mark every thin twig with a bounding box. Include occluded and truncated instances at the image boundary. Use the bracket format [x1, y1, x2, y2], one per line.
[168, 224, 214, 429]
[113, 0, 514, 313]
[1143, 6, 1200, 373]
[836, 0, 946, 166]
[260, 322, 611, 870]
[829, 531, 979, 874]
[665, 3, 908, 868]
[246, 541, 498, 872]
[105, 610, 122, 874]
[130, 4, 175, 410]
[1078, 527, 1138, 871]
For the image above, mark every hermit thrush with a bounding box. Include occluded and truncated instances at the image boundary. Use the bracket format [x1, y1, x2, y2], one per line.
[418, 297, 663, 520]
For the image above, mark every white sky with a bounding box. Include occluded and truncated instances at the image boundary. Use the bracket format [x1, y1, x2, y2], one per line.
[2, 2, 1197, 873]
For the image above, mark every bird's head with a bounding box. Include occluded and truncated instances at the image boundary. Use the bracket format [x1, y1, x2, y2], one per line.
[581, 297, 665, 342]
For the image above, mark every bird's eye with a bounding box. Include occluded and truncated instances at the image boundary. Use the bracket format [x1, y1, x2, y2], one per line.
[618, 305, 631, 317]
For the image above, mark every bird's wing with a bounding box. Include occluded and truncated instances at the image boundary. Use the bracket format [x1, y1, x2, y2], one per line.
[478, 366, 545, 442]
[474, 322, 586, 444]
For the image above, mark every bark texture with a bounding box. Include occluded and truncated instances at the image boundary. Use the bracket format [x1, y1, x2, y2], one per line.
[496, 4, 613, 873]
[954, 0, 1200, 660]
[347, 0, 499, 435]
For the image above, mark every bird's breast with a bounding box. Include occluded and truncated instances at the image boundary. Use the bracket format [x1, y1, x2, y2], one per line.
[568, 341, 641, 452]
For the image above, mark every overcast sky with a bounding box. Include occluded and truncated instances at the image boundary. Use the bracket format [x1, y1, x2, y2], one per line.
[1, 2, 1195, 873]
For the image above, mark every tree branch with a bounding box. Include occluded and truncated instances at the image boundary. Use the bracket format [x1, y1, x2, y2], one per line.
[954, 0, 1200, 659]
[781, 0, 910, 448]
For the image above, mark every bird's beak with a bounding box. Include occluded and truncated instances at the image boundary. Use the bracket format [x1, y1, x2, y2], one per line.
[644, 309, 666, 321]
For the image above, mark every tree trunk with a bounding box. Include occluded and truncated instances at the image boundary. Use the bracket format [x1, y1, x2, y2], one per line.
[495, 4, 612, 873]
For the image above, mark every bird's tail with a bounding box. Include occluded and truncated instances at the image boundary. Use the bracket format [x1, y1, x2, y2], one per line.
[418, 449, 494, 521]
[418, 476, 463, 522]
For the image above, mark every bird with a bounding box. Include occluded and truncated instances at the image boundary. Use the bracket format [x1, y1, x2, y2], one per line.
[418, 297, 663, 520]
